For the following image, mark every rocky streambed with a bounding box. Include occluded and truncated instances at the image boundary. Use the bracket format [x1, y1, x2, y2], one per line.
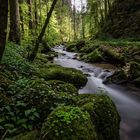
[53, 45, 140, 140]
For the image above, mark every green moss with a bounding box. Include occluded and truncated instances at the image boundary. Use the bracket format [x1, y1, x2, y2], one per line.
[41, 106, 97, 140]
[81, 49, 104, 63]
[78, 94, 120, 140]
[100, 46, 125, 65]
[38, 65, 87, 89]
[48, 80, 78, 96]
[129, 61, 140, 79]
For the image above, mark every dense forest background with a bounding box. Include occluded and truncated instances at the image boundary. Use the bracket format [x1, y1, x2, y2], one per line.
[0, 0, 140, 62]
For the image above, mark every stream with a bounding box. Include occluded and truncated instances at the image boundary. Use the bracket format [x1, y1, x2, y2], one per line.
[53, 45, 140, 140]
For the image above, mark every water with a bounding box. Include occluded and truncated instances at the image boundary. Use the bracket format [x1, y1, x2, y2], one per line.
[53, 45, 140, 140]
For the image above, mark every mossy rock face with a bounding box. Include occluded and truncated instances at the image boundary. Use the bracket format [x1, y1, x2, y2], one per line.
[78, 94, 120, 140]
[129, 62, 140, 79]
[38, 65, 88, 89]
[48, 80, 78, 96]
[10, 131, 38, 140]
[67, 40, 85, 52]
[103, 69, 128, 84]
[66, 43, 77, 52]
[100, 46, 125, 65]
[41, 106, 97, 140]
[81, 49, 104, 63]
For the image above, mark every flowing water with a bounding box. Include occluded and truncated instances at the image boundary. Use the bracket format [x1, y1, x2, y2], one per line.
[53, 45, 140, 140]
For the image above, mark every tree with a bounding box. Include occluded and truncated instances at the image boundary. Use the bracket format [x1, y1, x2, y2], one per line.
[19, 0, 24, 33]
[9, 0, 21, 44]
[27, 0, 34, 29]
[28, 0, 58, 61]
[0, 0, 8, 62]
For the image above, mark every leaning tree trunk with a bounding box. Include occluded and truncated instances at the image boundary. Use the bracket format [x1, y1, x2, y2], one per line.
[9, 0, 21, 44]
[0, 0, 8, 62]
[28, 0, 58, 61]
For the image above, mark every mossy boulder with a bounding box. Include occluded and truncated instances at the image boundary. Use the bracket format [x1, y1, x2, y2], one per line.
[78, 94, 120, 140]
[38, 65, 88, 89]
[100, 46, 125, 65]
[129, 62, 140, 79]
[67, 40, 85, 52]
[41, 106, 97, 140]
[103, 69, 128, 84]
[48, 80, 78, 96]
[66, 43, 77, 52]
[81, 49, 104, 63]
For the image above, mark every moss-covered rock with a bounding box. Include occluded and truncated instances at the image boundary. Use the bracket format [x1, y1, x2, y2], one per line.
[129, 61, 140, 79]
[41, 105, 97, 140]
[67, 40, 85, 52]
[100, 46, 125, 65]
[81, 49, 104, 63]
[38, 65, 88, 89]
[78, 94, 120, 140]
[66, 43, 77, 52]
[48, 80, 78, 96]
[103, 69, 128, 84]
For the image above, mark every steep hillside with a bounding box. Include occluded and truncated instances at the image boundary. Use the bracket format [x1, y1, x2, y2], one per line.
[102, 0, 140, 39]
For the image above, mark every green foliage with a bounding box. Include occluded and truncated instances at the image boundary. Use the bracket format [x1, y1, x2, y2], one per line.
[9, 131, 38, 140]
[41, 105, 97, 140]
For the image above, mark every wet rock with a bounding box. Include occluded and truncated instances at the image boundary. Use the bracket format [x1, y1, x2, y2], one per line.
[78, 94, 120, 140]
[81, 49, 104, 63]
[38, 64, 88, 89]
[41, 106, 97, 140]
[100, 46, 125, 65]
[103, 69, 128, 84]
[129, 61, 140, 79]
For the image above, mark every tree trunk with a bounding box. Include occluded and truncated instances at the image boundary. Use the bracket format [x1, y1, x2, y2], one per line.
[19, 0, 24, 33]
[9, 0, 21, 44]
[28, 0, 58, 61]
[0, 0, 8, 62]
[27, 0, 34, 29]
[34, 0, 38, 28]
